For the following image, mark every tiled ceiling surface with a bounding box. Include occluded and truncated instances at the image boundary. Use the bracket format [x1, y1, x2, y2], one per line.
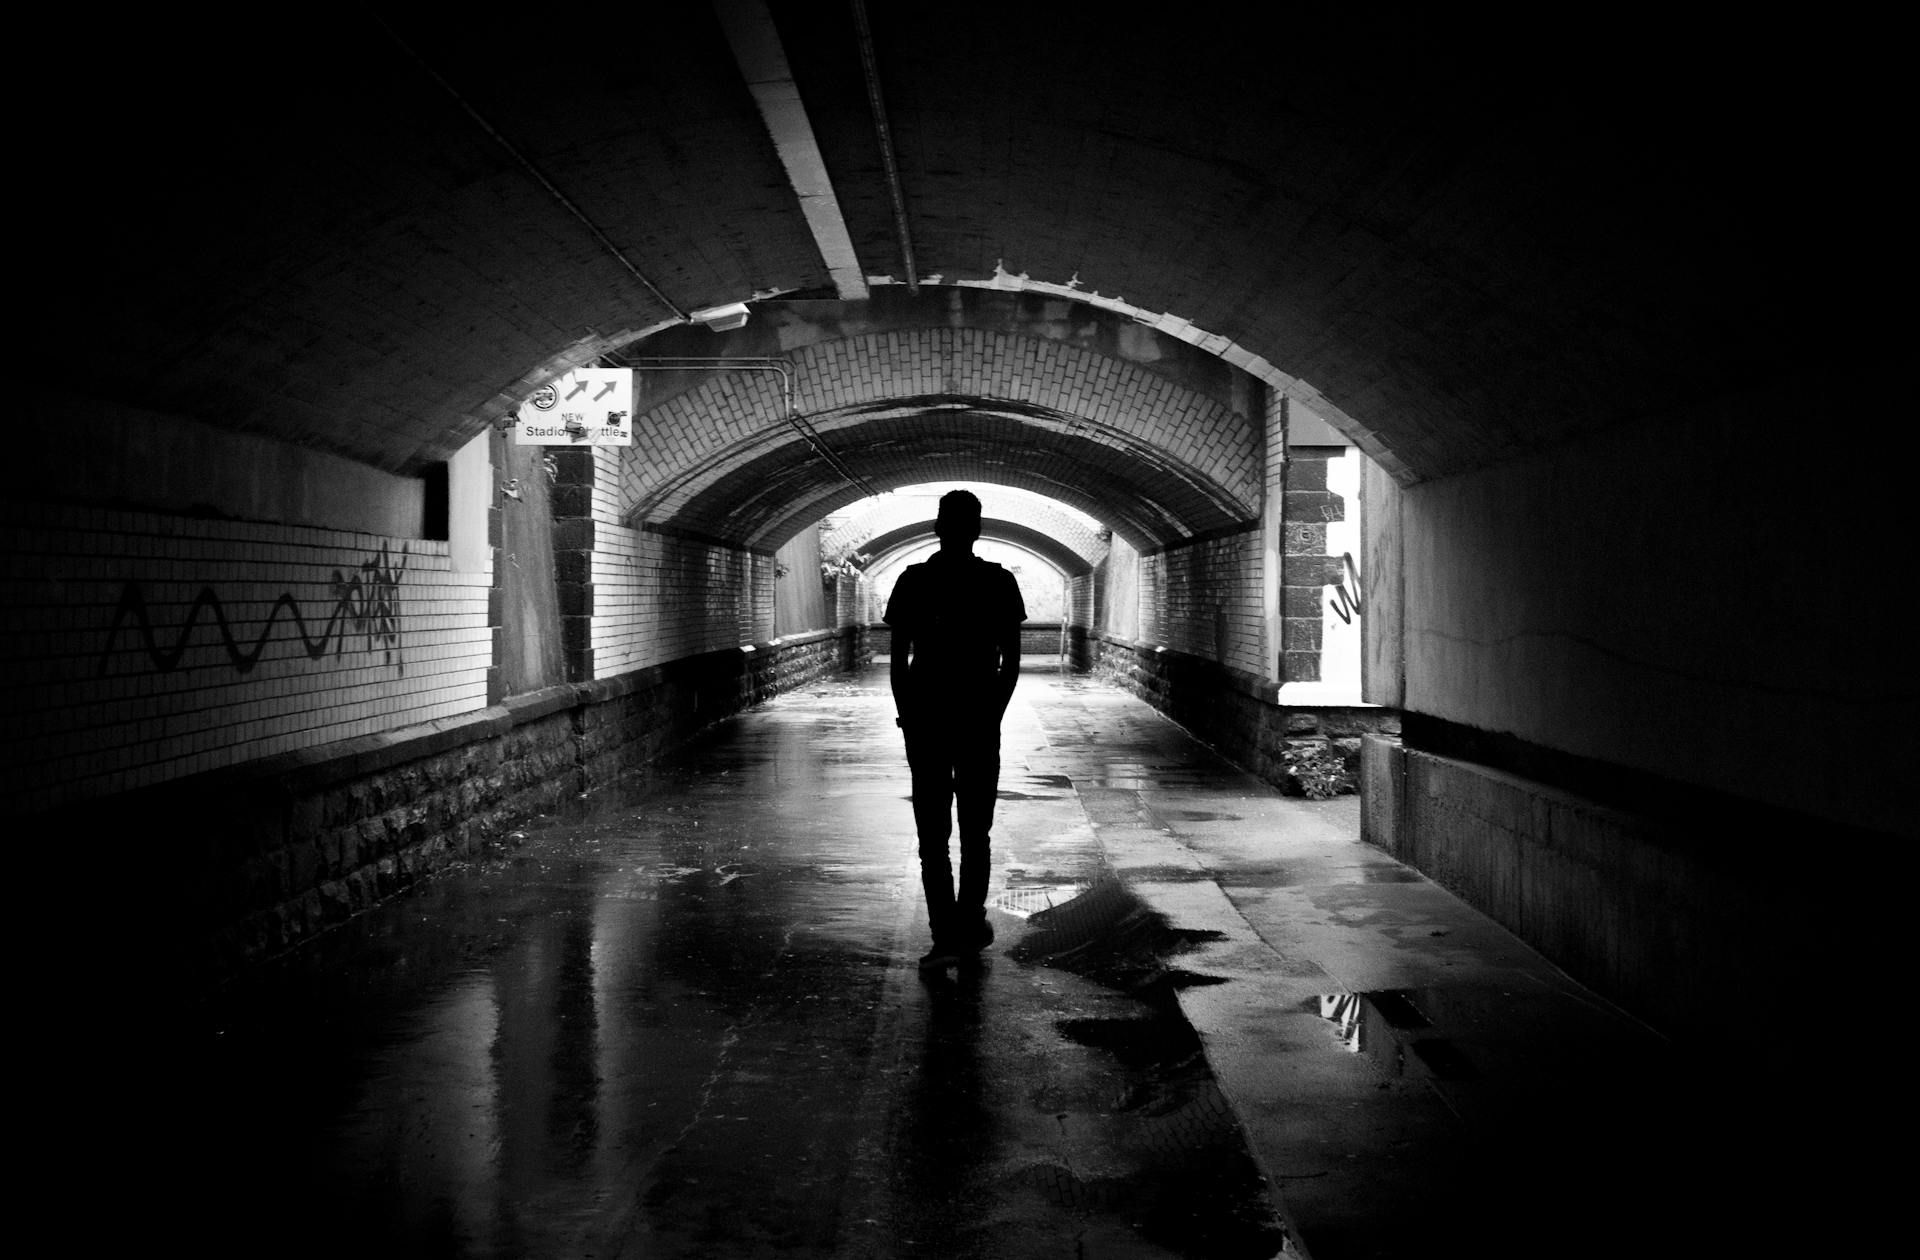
[618, 305, 1260, 550]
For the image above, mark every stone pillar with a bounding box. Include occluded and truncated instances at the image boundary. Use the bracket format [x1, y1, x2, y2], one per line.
[486, 427, 509, 704]
[1260, 386, 1287, 685]
[1281, 450, 1339, 683]
[550, 448, 596, 683]
[1278, 402, 1358, 688]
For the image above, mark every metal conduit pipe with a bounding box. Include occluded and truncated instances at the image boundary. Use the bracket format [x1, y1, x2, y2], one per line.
[621, 357, 882, 500]
[851, 0, 918, 294]
[371, 14, 690, 324]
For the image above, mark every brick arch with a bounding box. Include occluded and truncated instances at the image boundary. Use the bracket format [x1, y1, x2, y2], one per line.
[823, 486, 1106, 571]
[863, 536, 1076, 630]
[859, 520, 1095, 579]
[630, 290, 1255, 424]
[617, 325, 1259, 552]
[652, 409, 1220, 553]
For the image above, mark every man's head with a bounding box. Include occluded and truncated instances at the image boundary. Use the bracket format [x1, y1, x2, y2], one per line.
[935, 489, 983, 546]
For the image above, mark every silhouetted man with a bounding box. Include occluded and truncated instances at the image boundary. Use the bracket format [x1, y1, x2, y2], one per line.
[884, 490, 1026, 969]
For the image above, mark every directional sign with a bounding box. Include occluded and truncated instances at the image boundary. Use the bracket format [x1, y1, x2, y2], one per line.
[516, 368, 634, 446]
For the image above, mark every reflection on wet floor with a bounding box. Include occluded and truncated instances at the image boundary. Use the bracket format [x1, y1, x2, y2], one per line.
[141, 669, 1288, 1260]
[989, 881, 1090, 919]
[1011, 876, 1230, 997]
[1315, 991, 1479, 1081]
[889, 878, 1289, 1260]
[107, 661, 1856, 1260]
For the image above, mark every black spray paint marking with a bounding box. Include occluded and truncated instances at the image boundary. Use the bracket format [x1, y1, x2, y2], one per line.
[1326, 552, 1363, 625]
[98, 543, 408, 676]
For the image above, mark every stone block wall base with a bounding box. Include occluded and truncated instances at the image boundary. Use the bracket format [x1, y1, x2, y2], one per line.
[1089, 636, 1397, 795]
[20, 629, 863, 999]
[868, 623, 1076, 662]
[1359, 734, 1894, 1046]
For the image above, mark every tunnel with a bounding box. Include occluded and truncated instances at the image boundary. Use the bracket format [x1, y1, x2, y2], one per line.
[8, 5, 1902, 1257]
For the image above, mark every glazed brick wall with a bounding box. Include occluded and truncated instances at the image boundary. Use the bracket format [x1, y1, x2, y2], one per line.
[555, 445, 775, 681]
[831, 572, 867, 626]
[590, 526, 773, 677]
[1136, 528, 1265, 677]
[831, 574, 876, 667]
[0, 498, 490, 815]
[1098, 536, 1142, 643]
[1068, 572, 1095, 629]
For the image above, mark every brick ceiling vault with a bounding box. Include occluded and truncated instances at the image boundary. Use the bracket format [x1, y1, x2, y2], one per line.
[619, 315, 1261, 552]
[638, 406, 1232, 554]
[858, 521, 1096, 579]
[26, 7, 1867, 492]
[823, 487, 1106, 571]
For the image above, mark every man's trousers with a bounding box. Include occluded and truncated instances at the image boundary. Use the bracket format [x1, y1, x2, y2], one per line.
[903, 713, 1001, 941]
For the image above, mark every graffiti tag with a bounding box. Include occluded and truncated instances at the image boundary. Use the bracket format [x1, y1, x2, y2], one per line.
[1326, 552, 1363, 625]
[333, 545, 405, 666]
[98, 543, 408, 676]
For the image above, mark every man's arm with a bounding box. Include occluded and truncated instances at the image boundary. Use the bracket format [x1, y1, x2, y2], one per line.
[891, 626, 914, 726]
[994, 621, 1020, 716]
[994, 568, 1025, 716]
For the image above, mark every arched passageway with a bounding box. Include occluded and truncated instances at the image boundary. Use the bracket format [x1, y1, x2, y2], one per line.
[6, 9, 1902, 1252]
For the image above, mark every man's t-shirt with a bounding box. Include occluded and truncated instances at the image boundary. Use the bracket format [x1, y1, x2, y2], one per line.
[883, 551, 1026, 702]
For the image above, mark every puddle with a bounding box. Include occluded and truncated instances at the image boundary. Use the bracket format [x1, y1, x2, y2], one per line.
[1000, 881, 1289, 1258]
[1010, 877, 1228, 996]
[990, 883, 1089, 919]
[1311, 990, 1479, 1080]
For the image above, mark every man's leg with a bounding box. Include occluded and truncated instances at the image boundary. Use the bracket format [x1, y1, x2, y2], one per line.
[952, 720, 1001, 947]
[905, 726, 958, 945]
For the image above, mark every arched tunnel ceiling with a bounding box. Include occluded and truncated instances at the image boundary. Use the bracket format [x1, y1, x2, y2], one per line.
[859, 520, 1094, 579]
[823, 484, 1106, 572]
[618, 305, 1260, 552]
[26, 6, 1869, 487]
[652, 408, 1220, 553]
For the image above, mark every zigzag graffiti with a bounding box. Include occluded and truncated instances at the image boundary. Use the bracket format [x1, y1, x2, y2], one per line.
[97, 543, 407, 677]
[1326, 552, 1364, 625]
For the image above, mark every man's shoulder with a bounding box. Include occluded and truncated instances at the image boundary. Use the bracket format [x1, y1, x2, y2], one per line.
[962, 557, 1020, 594]
[882, 562, 926, 624]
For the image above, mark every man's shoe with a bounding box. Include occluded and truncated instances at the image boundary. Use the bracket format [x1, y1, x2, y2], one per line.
[963, 916, 994, 952]
[918, 942, 961, 970]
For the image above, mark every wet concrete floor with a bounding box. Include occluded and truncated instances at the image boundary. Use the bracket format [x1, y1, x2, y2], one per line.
[112, 666, 1859, 1257]
[142, 668, 1284, 1259]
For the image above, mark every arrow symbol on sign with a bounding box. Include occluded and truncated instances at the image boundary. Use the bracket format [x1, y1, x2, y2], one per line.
[565, 381, 589, 399]
[594, 381, 617, 400]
